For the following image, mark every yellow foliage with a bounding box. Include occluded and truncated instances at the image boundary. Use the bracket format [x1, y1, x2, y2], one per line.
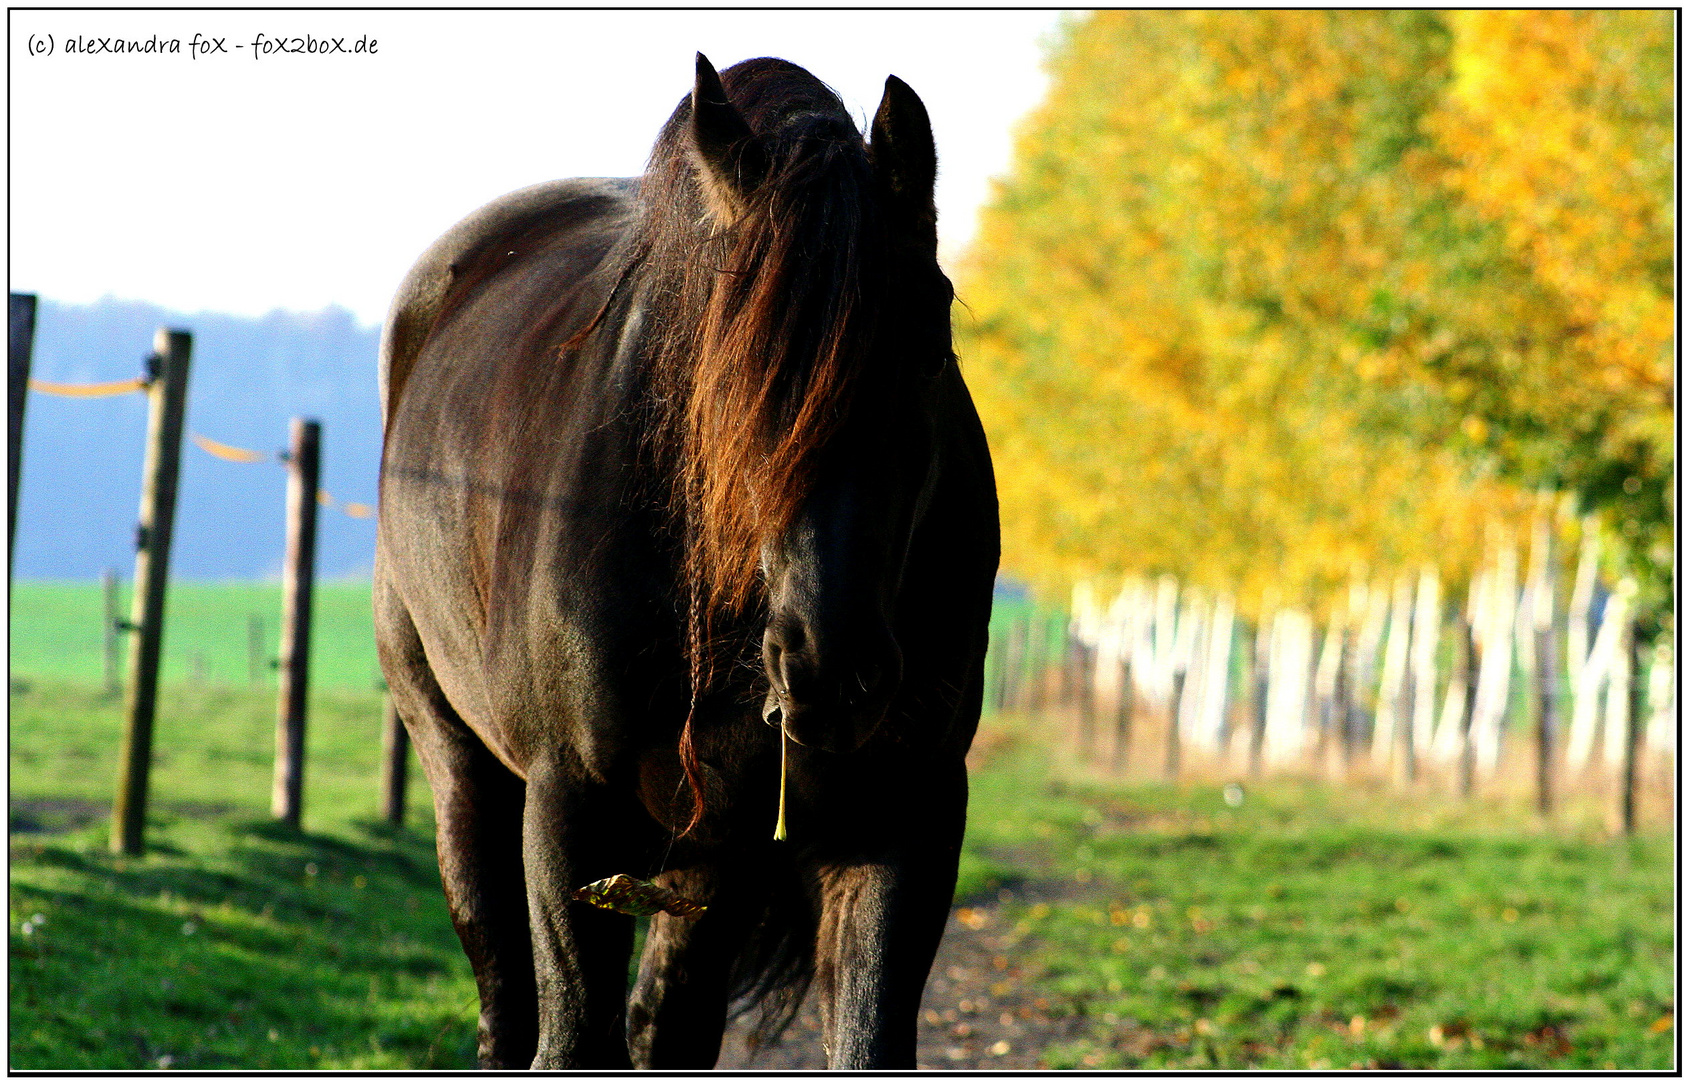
[957, 11, 1672, 620]
[1433, 10, 1672, 406]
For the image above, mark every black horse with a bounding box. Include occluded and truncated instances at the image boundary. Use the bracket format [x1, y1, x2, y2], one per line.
[374, 54, 998, 1069]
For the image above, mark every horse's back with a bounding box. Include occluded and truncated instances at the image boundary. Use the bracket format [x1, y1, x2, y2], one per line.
[378, 177, 638, 430]
[376, 176, 655, 777]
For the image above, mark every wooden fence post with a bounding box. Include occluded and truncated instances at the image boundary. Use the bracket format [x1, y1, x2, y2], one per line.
[1113, 654, 1133, 774]
[102, 568, 120, 697]
[1248, 623, 1269, 778]
[992, 626, 1007, 712]
[1074, 639, 1096, 758]
[997, 622, 1010, 711]
[1620, 629, 1644, 836]
[110, 328, 192, 856]
[1334, 624, 1354, 776]
[983, 626, 996, 711]
[1397, 664, 1417, 786]
[990, 624, 1005, 711]
[1007, 619, 1028, 712]
[380, 695, 410, 828]
[272, 418, 321, 830]
[248, 614, 265, 686]
[9, 292, 37, 580]
[1166, 668, 1186, 779]
[1026, 619, 1046, 714]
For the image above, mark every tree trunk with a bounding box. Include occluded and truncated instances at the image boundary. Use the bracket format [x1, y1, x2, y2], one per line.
[1529, 499, 1559, 816]
[1166, 668, 1186, 780]
[1113, 654, 1134, 775]
[1458, 615, 1479, 799]
[1248, 619, 1269, 778]
[1620, 628, 1643, 836]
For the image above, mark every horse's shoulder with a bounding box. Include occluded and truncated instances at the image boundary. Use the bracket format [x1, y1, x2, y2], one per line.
[379, 177, 639, 429]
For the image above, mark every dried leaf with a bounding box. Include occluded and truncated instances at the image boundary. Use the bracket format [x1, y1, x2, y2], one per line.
[571, 874, 707, 918]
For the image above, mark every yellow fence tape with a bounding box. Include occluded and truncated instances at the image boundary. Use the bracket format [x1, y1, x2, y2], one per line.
[23, 371, 378, 520]
[28, 376, 148, 398]
[191, 432, 271, 464]
[190, 435, 375, 520]
[314, 492, 374, 518]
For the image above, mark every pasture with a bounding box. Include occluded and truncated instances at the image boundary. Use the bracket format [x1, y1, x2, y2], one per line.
[8, 583, 1674, 1069]
[10, 581, 383, 691]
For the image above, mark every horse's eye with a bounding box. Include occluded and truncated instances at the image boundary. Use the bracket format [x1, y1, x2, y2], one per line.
[918, 350, 954, 380]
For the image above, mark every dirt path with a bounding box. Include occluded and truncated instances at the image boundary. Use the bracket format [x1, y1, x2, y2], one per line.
[716, 880, 1085, 1070]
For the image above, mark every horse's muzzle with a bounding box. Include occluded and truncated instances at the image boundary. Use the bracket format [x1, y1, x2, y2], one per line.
[774, 696, 892, 754]
[762, 630, 900, 753]
[761, 653, 895, 754]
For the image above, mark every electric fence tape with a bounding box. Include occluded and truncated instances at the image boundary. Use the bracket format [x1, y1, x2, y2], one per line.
[29, 377, 375, 520]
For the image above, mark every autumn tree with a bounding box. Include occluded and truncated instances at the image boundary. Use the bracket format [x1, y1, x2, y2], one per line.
[958, 10, 1672, 627]
[1424, 9, 1673, 618]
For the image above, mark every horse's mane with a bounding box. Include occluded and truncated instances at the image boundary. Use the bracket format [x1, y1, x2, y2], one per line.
[608, 56, 888, 1026]
[633, 58, 884, 628]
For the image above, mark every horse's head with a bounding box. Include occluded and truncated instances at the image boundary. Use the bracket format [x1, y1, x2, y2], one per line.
[676, 56, 956, 748]
[657, 56, 953, 754]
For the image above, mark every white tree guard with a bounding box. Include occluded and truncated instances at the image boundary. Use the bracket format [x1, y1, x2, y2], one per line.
[1566, 578, 1631, 769]
[1197, 596, 1235, 751]
[1471, 542, 1518, 773]
[1645, 639, 1674, 756]
[1410, 566, 1441, 758]
[1172, 592, 1204, 749]
[1433, 571, 1484, 761]
[1353, 579, 1389, 742]
[1565, 523, 1601, 701]
[1150, 575, 1180, 709]
[1372, 576, 1412, 765]
[1314, 595, 1347, 709]
[1264, 609, 1314, 764]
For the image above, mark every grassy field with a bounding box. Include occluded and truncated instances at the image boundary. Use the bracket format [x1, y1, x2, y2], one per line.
[8, 676, 470, 1069]
[8, 585, 1673, 1069]
[960, 724, 1674, 1069]
[10, 581, 384, 691]
[8, 582, 1055, 694]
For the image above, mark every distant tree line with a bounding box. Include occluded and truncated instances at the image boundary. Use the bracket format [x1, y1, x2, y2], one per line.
[959, 10, 1672, 641]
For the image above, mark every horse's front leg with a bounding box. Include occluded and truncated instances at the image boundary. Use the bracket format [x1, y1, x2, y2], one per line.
[812, 759, 966, 1069]
[626, 866, 760, 1068]
[522, 760, 637, 1069]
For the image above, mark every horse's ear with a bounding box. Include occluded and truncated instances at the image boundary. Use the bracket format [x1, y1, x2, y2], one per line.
[870, 75, 938, 247]
[689, 52, 766, 222]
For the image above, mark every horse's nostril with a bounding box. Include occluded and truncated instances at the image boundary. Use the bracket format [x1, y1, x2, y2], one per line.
[782, 656, 818, 700]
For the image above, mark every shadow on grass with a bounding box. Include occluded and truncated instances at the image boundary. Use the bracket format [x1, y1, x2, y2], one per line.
[9, 813, 476, 1070]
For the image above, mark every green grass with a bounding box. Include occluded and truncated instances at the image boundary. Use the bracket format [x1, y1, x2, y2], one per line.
[10, 581, 382, 690]
[12, 584, 1666, 1070]
[10, 818, 477, 1069]
[961, 720, 1675, 1069]
[9, 681, 415, 824]
[9, 679, 474, 1070]
[9, 582, 1056, 695]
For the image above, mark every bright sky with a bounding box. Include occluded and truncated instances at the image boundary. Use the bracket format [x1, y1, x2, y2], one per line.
[9, 10, 1072, 328]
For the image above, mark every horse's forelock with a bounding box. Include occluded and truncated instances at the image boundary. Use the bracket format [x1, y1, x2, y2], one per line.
[641, 60, 884, 625]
